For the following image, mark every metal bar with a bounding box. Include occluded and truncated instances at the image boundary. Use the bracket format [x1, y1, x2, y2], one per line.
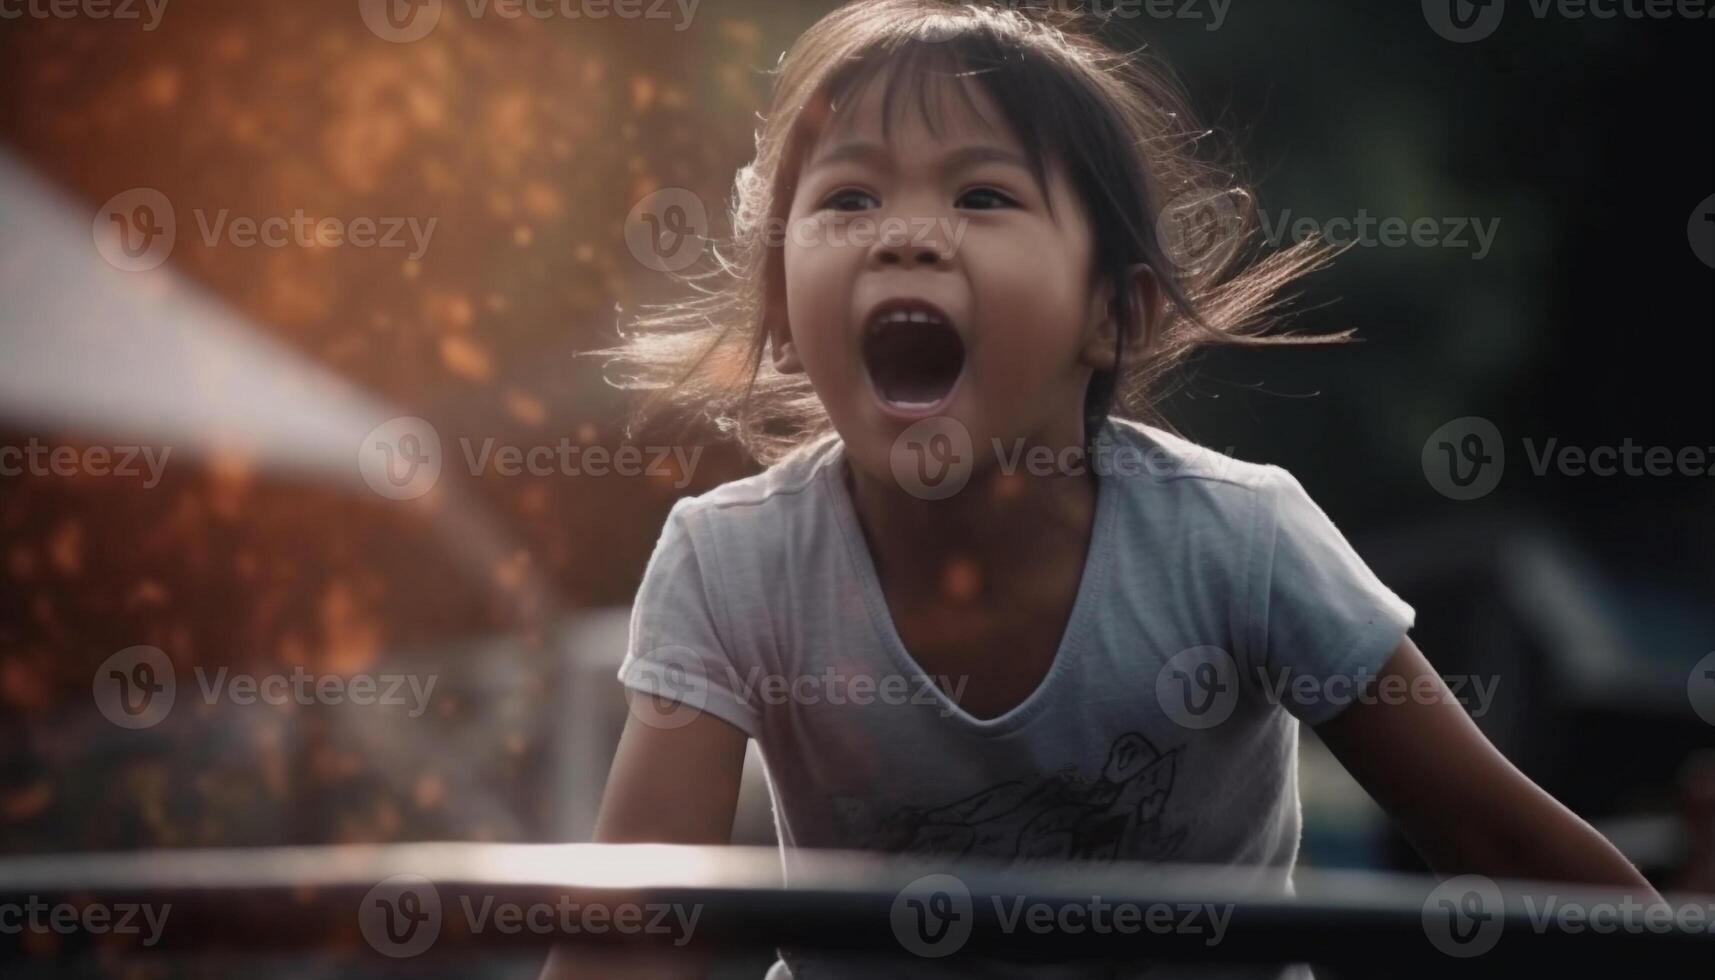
[0, 843, 1706, 975]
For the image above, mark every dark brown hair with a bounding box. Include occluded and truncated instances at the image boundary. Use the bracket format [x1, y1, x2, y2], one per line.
[602, 0, 1348, 465]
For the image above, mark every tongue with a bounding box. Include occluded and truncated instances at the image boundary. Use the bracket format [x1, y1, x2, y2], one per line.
[864, 320, 965, 407]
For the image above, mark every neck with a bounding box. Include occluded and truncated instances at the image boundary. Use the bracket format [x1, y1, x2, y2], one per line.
[844, 425, 1100, 598]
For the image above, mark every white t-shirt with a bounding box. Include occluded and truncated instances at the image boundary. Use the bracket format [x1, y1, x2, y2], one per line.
[618, 417, 1416, 978]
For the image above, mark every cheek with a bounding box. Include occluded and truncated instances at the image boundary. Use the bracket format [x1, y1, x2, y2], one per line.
[966, 235, 1093, 372]
[782, 238, 860, 365]
[785, 228, 864, 336]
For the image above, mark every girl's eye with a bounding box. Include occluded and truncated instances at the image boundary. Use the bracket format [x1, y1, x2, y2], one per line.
[823, 188, 877, 211]
[959, 187, 1017, 210]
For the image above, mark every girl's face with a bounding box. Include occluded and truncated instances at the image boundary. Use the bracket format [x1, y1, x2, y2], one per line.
[773, 67, 1121, 492]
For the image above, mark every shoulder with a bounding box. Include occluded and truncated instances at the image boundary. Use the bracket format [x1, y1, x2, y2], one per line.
[660, 432, 845, 553]
[1096, 418, 1347, 600]
[1097, 417, 1292, 522]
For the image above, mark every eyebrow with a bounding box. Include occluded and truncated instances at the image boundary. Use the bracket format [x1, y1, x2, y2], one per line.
[806, 140, 1030, 176]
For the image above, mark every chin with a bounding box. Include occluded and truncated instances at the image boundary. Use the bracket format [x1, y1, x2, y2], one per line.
[830, 397, 995, 503]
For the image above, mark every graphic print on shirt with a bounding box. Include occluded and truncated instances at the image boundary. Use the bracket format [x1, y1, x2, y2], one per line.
[861, 732, 1188, 862]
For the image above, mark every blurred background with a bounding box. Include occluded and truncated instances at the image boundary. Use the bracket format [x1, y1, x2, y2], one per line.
[0, 0, 1710, 976]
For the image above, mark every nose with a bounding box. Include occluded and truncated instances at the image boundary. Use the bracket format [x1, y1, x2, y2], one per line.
[866, 220, 952, 270]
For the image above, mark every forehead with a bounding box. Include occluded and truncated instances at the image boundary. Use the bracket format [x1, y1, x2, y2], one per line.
[800, 56, 1062, 208]
[820, 60, 1016, 149]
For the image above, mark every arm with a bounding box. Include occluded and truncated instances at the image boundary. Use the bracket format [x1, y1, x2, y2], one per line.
[1314, 636, 1661, 898]
[538, 701, 749, 980]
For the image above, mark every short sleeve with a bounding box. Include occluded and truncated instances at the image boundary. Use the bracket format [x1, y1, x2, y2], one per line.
[1247, 466, 1415, 726]
[617, 498, 762, 738]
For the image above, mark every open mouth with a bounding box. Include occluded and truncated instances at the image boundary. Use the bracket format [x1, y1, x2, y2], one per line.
[860, 301, 966, 413]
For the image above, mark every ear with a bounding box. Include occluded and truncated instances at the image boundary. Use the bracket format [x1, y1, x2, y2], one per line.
[764, 296, 802, 377]
[1079, 262, 1161, 371]
[769, 323, 804, 374]
[764, 264, 804, 374]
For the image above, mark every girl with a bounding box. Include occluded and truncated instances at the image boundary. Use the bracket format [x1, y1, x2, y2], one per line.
[547, 1, 1656, 976]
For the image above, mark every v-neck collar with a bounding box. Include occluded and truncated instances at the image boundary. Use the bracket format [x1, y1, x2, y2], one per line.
[823, 423, 1120, 736]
